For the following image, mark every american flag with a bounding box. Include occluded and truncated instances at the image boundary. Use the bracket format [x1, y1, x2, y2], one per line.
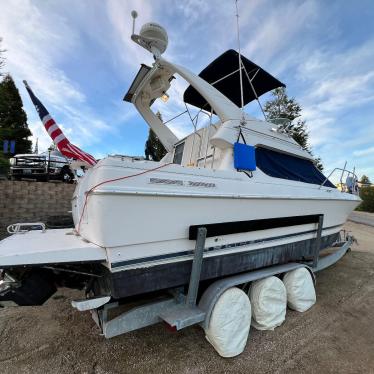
[23, 81, 97, 166]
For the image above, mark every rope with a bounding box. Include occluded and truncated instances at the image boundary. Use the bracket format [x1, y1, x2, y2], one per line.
[77, 163, 172, 234]
[236, 127, 246, 144]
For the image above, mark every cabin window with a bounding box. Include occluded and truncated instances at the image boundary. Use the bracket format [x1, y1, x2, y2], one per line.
[256, 147, 335, 188]
[173, 142, 185, 164]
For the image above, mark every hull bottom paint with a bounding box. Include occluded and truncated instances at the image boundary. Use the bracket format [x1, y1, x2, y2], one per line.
[97, 232, 339, 299]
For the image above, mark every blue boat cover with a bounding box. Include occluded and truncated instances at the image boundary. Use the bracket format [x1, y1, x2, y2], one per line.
[234, 143, 256, 171]
[256, 148, 335, 188]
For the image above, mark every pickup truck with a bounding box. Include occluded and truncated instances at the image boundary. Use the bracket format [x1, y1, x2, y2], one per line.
[9, 150, 74, 182]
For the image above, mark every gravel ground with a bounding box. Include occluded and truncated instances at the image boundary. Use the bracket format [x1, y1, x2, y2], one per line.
[1, 220, 374, 374]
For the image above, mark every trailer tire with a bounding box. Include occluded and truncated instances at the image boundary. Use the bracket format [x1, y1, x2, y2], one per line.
[283, 267, 316, 312]
[249, 276, 287, 330]
[60, 166, 74, 183]
[0, 270, 56, 306]
[204, 287, 251, 358]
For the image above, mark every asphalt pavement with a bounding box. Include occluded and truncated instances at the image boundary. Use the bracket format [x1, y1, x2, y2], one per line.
[349, 211, 374, 227]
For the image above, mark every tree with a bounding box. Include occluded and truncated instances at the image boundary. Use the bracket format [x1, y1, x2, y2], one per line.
[357, 186, 374, 213]
[360, 175, 371, 185]
[144, 111, 167, 161]
[0, 152, 9, 177]
[264, 87, 323, 170]
[0, 39, 9, 176]
[0, 74, 32, 156]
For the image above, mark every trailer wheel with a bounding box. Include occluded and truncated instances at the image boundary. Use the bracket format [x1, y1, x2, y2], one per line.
[283, 268, 316, 312]
[0, 270, 57, 306]
[204, 287, 251, 358]
[249, 276, 287, 330]
[60, 166, 74, 183]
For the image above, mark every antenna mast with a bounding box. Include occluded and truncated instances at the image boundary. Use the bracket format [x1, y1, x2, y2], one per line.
[235, 0, 245, 121]
[131, 10, 138, 34]
[234, 1, 267, 122]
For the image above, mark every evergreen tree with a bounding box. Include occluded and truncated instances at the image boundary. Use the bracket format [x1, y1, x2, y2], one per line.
[0, 152, 8, 176]
[0, 74, 32, 157]
[264, 87, 323, 170]
[144, 111, 167, 161]
[0, 38, 9, 176]
[360, 175, 371, 184]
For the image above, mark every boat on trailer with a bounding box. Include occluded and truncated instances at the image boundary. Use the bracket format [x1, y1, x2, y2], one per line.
[0, 14, 360, 356]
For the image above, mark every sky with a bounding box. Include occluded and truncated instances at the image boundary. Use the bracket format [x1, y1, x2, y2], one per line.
[1, 0, 373, 181]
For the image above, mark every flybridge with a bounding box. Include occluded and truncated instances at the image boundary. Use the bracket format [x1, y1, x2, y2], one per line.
[121, 20, 304, 170]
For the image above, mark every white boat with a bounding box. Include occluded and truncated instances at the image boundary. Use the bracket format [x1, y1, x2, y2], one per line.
[0, 20, 360, 307]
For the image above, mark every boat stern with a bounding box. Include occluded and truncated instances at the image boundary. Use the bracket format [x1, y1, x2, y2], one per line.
[0, 228, 107, 306]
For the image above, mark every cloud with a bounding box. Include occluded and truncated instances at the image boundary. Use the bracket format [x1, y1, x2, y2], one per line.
[353, 147, 374, 157]
[0, 0, 84, 102]
[1, 0, 373, 181]
[105, 0, 155, 71]
[27, 120, 51, 152]
[0, 0, 119, 154]
[295, 40, 374, 178]
[242, 1, 319, 65]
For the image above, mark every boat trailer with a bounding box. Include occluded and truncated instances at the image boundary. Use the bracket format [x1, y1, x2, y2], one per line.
[71, 219, 355, 339]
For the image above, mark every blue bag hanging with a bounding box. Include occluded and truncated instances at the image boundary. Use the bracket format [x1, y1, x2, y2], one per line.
[233, 128, 256, 171]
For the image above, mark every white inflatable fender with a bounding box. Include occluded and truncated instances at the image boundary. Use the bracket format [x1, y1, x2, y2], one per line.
[283, 267, 316, 312]
[204, 287, 251, 358]
[249, 276, 287, 330]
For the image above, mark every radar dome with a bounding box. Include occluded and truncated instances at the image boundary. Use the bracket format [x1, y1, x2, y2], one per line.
[139, 22, 168, 56]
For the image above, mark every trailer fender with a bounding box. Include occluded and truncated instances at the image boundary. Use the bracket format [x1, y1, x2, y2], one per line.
[199, 262, 311, 330]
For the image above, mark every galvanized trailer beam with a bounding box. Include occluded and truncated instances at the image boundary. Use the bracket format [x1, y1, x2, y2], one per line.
[159, 227, 207, 330]
[312, 235, 353, 272]
[186, 227, 207, 306]
[312, 215, 324, 269]
[101, 298, 178, 338]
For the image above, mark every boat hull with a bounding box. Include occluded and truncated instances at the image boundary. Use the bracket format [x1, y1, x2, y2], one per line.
[96, 232, 339, 299]
[77, 191, 358, 268]
[71, 160, 360, 298]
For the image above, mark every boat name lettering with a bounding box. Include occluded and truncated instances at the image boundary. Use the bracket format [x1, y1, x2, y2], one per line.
[149, 178, 216, 188]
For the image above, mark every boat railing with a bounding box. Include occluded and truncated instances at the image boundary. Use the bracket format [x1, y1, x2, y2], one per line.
[7, 222, 46, 234]
[270, 117, 292, 134]
[320, 165, 359, 194]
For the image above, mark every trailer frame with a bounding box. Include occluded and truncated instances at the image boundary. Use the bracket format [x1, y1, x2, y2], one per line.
[72, 220, 354, 338]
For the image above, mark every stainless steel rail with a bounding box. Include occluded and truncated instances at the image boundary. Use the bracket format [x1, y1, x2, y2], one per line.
[320, 167, 358, 190]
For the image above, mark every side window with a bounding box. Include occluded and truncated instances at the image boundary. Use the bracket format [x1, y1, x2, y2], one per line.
[255, 147, 335, 188]
[173, 142, 185, 164]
